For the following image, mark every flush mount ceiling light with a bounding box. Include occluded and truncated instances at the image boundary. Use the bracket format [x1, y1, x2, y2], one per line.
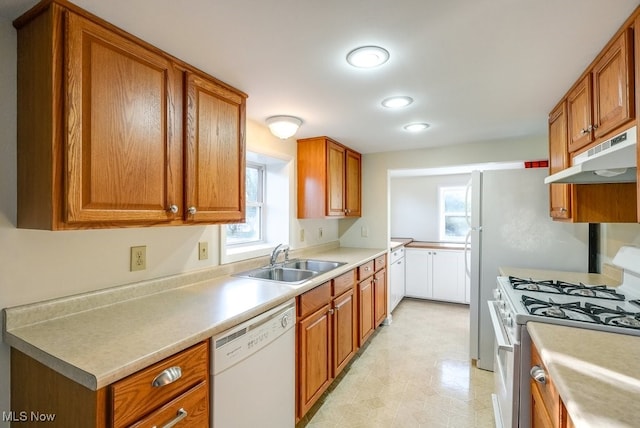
[265, 115, 303, 139]
[346, 45, 390, 68]
[403, 122, 431, 132]
[382, 96, 414, 109]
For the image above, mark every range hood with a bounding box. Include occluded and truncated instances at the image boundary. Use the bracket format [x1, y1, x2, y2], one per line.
[544, 126, 637, 184]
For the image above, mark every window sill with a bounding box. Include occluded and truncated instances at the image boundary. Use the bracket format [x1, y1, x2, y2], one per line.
[222, 242, 275, 264]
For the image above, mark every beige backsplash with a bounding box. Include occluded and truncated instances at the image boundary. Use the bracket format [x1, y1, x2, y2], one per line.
[602, 223, 640, 268]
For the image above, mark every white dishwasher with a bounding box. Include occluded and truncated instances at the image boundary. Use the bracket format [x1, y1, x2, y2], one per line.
[211, 299, 296, 428]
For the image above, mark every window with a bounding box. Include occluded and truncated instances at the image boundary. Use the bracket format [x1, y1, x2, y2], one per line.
[226, 162, 265, 245]
[439, 186, 470, 242]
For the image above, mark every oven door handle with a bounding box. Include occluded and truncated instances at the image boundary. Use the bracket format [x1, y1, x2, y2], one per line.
[487, 300, 514, 352]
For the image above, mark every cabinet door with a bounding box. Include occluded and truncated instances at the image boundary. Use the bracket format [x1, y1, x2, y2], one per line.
[66, 13, 183, 224]
[405, 249, 431, 299]
[326, 141, 346, 216]
[567, 75, 593, 153]
[531, 382, 555, 428]
[345, 149, 361, 217]
[432, 251, 464, 303]
[358, 278, 375, 346]
[373, 268, 387, 326]
[298, 304, 332, 418]
[548, 102, 571, 220]
[592, 29, 634, 139]
[185, 72, 245, 223]
[332, 289, 357, 377]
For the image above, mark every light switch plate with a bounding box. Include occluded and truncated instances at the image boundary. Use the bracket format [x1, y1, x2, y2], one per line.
[198, 242, 209, 260]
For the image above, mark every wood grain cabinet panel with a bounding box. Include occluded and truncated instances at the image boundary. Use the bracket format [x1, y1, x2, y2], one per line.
[185, 71, 245, 223]
[14, 0, 246, 229]
[567, 29, 634, 154]
[65, 12, 183, 225]
[358, 276, 375, 346]
[548, 101, 572, 220]
[332, 287, 357, 377]
[297, 136, 362, 218]
[373, 267, 387, 327]
[297, 303, 332, 418]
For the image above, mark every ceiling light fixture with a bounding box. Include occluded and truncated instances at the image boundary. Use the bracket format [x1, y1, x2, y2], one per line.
[382, 96, 414, 108]
[266, 115, 303, 139]
[403, 122, 430, 132]
[346, 45, 390, 68]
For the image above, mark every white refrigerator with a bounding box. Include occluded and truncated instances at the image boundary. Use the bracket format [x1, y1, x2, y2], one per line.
[467, 168, 589, 371]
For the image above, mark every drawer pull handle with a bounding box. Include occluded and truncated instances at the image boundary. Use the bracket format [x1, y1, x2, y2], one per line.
[152, 366, 182, 387]
[153, 408, 188, 428]
[530, 365, 547, 385]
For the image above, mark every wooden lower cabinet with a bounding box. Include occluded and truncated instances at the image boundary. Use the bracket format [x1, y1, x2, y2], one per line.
[530, 342, 574, 428]
[332, 286, 357, 376]
[297, 302, 332, 418]
[296, 271, 360, 420]
[10, 341, 209, 427]
[358, 276, 375, 346]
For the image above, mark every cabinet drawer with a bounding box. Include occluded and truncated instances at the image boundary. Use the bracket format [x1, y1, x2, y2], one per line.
[374, 255, 386, 271]
[111, 341, 209, 428]
[298, 281, 331, 318]
[390, 247, 404, 264]
[531, 344, 561, 426]
[332, 270, 355, 297]
[358, 261, 374, 280]
[129, 380, 209, 427]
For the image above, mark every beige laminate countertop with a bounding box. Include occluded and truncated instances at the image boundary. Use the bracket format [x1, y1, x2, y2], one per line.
[3, 246, 386, 390]
[528, 322, 640, 428]
[405, 241, 466, 251]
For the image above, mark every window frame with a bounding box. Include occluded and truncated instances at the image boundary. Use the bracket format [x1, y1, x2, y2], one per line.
[438, 185, 469, 242]
[226, 161, 266, 247]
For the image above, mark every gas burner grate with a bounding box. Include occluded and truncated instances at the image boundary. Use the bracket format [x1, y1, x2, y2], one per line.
[587, 303, 640, 330]
[521, 296, 601, 323]
[510, 276, 625, 301]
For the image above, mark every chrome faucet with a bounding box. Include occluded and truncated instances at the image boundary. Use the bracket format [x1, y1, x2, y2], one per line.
[270, 244, 290, 267]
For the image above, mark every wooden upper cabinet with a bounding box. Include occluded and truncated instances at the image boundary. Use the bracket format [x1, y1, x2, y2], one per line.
[592, 28, 634, 139]
[14, 1, 246, 229]
[548, 101, 571, 220]
[567, 29, 634, 154]
[65, 12, 183, 225]
[185, 71, 245, 223]
[297, 136, 362, 219]
[567, 75, 593, 153]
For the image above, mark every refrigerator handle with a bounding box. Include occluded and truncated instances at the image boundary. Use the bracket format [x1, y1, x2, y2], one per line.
[464, 230, 471, 278]
[464, 179, 472, 227]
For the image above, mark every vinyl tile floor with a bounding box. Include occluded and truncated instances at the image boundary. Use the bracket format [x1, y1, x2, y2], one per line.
[299, 298, 496, 428]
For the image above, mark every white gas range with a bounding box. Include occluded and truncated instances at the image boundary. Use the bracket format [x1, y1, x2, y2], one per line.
[489, 245, 640, 428]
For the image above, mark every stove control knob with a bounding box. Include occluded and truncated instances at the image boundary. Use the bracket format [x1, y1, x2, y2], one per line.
[505, 314, 513, 327]
[530, 366, 547, 385]
[498, 300, 506, 310]
[493, 289, 501, 300]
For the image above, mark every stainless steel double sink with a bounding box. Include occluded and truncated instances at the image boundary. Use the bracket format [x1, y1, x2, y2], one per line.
[234, 259, 347, 285]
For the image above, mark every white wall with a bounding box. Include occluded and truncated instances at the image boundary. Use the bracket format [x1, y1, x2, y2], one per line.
[340, 137, 551, 249]
[390, 174, 471, 241]
[0, 15, 338, 421]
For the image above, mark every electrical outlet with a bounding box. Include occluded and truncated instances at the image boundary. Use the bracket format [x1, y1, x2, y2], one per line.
[198, 241, 209, 260]
[318, 227, 323, 239]
[130, 246, 146, 271]
[300, 229, 305, 242]
[361, 226, 368, 237]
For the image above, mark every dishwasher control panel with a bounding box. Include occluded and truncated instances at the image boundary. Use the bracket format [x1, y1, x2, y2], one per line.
[212, 299, 296, 375]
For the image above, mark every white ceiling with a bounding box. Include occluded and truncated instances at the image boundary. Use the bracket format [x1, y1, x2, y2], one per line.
[2, 0, 639, 154]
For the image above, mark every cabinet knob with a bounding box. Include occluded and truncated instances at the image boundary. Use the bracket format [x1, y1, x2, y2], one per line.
[560, 207, 567, 213]
[580, 128, 589, 135]
[328, 308, 335, 315]
[152, 366, 182, 387]
[187, 206, 197, 215]
[530, 365, 547, 385]
[167, 204, 179, 214]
